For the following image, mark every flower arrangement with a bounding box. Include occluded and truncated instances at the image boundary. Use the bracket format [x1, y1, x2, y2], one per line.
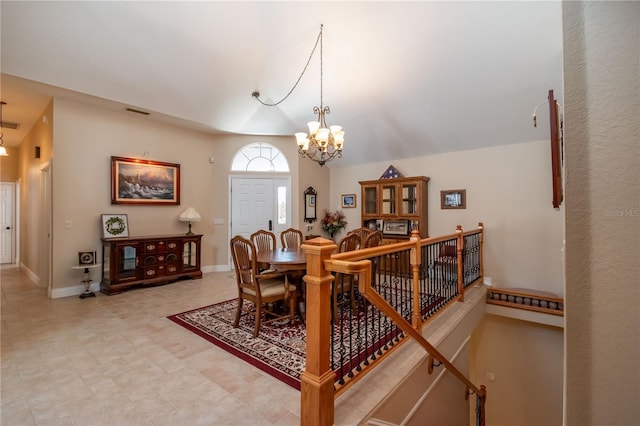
[321, 209, 347, 239]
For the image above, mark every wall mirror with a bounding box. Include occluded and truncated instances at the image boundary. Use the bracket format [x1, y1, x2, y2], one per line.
[304, 186, 317, 223]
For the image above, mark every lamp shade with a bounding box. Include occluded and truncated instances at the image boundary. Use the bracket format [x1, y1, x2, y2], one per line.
[179, 207, 201, 223]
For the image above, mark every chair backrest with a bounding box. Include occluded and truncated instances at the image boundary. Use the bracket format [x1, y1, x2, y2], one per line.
[337, 232, 361, 253]
[348, 227, 374, 246]
[251, 229, 276, 253]
[364, 230, 383, 248]
[230, 235, 259, 294]
[280, 228, 303, 249]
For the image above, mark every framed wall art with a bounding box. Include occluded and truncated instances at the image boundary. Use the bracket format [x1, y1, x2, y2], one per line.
[341, 194, 356, 208]
[441, 189, 466, 209]
[101, 214, 129, 238]
[304, 186, 317, 223]
[111, 156, 180, 205]
[383, 220, 409, 236]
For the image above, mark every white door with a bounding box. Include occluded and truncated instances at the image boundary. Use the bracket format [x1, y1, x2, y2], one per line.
[0, 183, 15, 264]
[230, 177, 291, 242]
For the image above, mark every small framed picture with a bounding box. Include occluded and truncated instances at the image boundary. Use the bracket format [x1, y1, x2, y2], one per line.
[341, 194, 356, 208]
[101, 214, 129, 238]
[441, 189, 466, 209]
[383, 220, 409, 236]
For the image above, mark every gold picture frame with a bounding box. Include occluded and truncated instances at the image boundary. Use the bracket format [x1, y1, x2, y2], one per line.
[341, 194, 356, 208]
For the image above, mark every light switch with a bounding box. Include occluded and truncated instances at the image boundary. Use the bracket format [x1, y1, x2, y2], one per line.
[65, 220, 72, 230]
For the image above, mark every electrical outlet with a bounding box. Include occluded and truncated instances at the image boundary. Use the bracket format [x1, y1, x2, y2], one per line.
[483, 277, 492, 286]
[486, 372, 496, 381]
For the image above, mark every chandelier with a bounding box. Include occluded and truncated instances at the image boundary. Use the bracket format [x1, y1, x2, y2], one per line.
[253, 25, 344, 167]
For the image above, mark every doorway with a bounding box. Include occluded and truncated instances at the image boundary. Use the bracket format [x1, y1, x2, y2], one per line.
[0, 182, 15, 264]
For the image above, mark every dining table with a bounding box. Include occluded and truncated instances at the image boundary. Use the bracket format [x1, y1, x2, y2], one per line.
[256, 248, 307, 314]
[256, 248, 307, 272]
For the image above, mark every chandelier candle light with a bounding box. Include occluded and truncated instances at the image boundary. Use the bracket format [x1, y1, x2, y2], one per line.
[179, 207, 201, 235]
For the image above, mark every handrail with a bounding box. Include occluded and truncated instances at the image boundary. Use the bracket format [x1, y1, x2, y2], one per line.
[299, 223, 486, 426]
[328, 257, 486, 422]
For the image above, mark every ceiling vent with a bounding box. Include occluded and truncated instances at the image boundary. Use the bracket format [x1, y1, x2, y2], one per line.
[0, 121, 21, 130]
[125, 107, 150, 116]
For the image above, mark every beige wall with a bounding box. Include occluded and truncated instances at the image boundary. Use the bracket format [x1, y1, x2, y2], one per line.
[331, 139, 565, 295]
[16, 101, 54, 282]
[563, 2, 639, 425]
[0, 146, 21, 182]
[35, 97, 328, 295]
[470, 315, 564, 426]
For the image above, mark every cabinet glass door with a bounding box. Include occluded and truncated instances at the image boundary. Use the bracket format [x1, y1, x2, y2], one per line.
[381, 184, 396, 215]
[401, 183, 418, 215]
[118, 244, 137, 280]
[183, 241, 198, 270]
[363, 185, 378, 215]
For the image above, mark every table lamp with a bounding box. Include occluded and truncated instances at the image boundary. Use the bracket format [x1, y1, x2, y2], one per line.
[179, 207, 201, 235]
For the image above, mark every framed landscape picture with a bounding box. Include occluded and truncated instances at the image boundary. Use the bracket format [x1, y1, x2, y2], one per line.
[111, 156, 180, 205]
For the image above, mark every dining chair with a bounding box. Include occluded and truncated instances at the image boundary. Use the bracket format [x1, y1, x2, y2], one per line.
[250, 229, 277, 272]
[229, 235, 297, 338]
[280, 228, 304, 249]
[363, 230, 383, 248]
[348, 227, 374, 247]
[333, 233, 361, 324]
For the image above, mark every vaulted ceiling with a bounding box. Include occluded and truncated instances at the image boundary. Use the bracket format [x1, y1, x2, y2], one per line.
[0, 1, 563, 168]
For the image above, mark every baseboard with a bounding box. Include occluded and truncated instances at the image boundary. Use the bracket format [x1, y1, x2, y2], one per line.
[202, 264, 230, 273]
[51, 281, 100, 299]
[20, 263, 40, 286]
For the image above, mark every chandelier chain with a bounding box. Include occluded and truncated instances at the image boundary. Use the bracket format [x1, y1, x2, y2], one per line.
[253, 25, 323, 107]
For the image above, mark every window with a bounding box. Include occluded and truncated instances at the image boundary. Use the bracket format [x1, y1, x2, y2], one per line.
[231, 143, 289, 172]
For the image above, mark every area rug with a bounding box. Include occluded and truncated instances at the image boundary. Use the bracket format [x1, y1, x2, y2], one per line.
[168, 295, 442, 390]
[168, 299, 308, 389]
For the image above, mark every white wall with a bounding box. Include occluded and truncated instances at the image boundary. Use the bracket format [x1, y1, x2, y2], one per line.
[563, 2, 640, 425]
[331, 139, 565, 296]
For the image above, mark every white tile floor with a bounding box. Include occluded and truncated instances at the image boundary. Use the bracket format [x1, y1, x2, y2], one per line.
[1, 266, 302, 425]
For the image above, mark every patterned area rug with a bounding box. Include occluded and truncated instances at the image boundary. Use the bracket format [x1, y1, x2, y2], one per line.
[168, 295, 443, 390]
[168, 299, 307, 389]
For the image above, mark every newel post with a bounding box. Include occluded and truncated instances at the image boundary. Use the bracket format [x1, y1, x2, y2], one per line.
[300, 237, 337, 426]
[456, 225, 465, 302]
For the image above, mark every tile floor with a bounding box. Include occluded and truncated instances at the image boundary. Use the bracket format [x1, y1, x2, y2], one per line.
[1, 266, 303, 425]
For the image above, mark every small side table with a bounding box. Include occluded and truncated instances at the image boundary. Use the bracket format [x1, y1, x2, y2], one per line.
[71, 263, 102, 299]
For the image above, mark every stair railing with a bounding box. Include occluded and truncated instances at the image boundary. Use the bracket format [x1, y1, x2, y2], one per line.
[300, 223, 486, 426]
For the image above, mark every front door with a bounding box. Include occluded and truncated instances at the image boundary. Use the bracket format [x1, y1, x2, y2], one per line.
[230, 176, 291, 244]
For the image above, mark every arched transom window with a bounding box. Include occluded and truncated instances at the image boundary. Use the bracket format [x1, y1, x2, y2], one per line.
[231, 143, 289, 172]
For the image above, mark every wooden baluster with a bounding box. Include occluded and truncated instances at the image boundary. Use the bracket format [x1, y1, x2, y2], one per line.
[300, 237, 337, 426]
[456, 225, 465, 302]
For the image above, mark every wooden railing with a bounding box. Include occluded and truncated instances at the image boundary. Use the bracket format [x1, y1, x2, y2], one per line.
[300, 223, 486, 426]
[486, 287, 564, 316]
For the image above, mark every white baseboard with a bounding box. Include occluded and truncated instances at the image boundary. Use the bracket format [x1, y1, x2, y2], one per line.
[51, 281, 100, 299]
[202, 264, 230, 273]
[20, 263, 40, 286]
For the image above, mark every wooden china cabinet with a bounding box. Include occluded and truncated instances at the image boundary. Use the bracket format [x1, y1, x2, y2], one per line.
[359, 176, 430, 241]
[101, 234, 202, 295]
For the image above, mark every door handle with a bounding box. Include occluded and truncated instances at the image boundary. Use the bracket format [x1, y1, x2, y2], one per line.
[268, 220, 273, 231]
[5, 227, 10, 230]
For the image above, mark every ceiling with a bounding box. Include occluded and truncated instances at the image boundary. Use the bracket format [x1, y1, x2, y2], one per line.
[0, 1, 563, 168]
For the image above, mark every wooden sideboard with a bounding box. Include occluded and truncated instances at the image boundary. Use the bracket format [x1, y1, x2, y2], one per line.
[101, 234, 202, 295]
